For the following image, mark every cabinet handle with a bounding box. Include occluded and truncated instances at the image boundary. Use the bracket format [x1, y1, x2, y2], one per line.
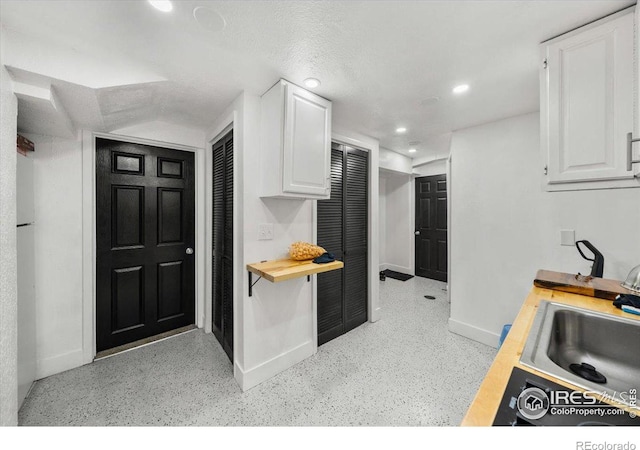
[627, 132, 640, 172]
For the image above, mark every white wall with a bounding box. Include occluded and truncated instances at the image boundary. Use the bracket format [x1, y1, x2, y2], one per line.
[379, 147, 412, 174]
[380, 172, 413, 274]
[412, 133, 452, 167]
[205, 94, 380, 390]
[449, 112, 640, 347]
[113, 121, 205, 149]
[26, 133, 85, 378]
[0, 29, 19, 426]
[207, 92, 321, 390]
[414, 159, 447, 177]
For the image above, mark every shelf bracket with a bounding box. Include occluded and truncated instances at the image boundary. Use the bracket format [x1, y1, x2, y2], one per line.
[248, 271, 262, 297]
[307, 275, 311, 282]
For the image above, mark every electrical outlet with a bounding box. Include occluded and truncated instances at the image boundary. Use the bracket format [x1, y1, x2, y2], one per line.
[560, 229, 575, 246]
[258, 223, 274, 240]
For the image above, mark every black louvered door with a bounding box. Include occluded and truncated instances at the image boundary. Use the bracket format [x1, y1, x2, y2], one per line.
[317, 148, 344, 345]
[212, 131, 233, 361]
[317, 144, 368, 346]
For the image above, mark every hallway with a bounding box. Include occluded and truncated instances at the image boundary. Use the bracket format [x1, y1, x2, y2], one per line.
[19, 277, 495, 426]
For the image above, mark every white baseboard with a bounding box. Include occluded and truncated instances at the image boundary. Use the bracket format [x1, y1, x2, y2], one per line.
[370, 306, 382, 323]
[379, 263, 388, 272]
[36, 348, 85, 380]
[448, 318, 499, 349]
[234, 340, 315, 391]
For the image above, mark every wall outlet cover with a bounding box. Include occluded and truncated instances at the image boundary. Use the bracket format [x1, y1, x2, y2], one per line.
[258, 223, 274, 240]
[560, 229, 575, 246]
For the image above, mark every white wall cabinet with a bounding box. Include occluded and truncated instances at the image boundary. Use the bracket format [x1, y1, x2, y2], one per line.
[540, 7, 639, 190]
[260, 79, 332, 199]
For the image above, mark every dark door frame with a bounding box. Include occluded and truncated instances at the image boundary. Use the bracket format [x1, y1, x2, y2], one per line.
[82, 132, 203, 363]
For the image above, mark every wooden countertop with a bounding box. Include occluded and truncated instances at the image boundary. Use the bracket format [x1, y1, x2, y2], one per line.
[461, 285, 640, 426]
[246, 258, 344, 283]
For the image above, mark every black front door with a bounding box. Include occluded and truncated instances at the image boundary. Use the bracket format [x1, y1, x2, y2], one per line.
[415, 175, 447, 282]
[96, 138, 195, 352]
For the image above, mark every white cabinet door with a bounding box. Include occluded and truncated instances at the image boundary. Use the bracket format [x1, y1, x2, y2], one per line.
[543, 9, 636, 185]
[282, 83, 331, 196]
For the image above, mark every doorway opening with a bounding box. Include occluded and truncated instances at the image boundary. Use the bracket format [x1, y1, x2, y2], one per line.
[95, 138, 196, 353]
[414, 174, 448, 282]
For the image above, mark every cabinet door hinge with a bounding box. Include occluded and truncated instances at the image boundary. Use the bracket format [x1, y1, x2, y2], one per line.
[544, 165, 548, 175]
[543, 59, 548, 69]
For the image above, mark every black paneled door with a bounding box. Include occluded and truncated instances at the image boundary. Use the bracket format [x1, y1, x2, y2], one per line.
[212, 131, 233, 361]
[415, 175, 448, 282]
[317, 144, 368, 346]
[96, 138, 195, 352]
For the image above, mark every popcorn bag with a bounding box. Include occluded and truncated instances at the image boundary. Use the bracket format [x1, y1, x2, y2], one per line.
[289, 241, 325, 261]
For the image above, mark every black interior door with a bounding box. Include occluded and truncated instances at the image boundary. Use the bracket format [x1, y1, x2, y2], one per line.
[415, 174, 447, 282]
[317, 144, 368, 346]
[212, 131, 233, 361]
[96, 138, 195, 352]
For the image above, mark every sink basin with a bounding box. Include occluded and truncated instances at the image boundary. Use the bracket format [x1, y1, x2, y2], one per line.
[520, 300, 640, 406]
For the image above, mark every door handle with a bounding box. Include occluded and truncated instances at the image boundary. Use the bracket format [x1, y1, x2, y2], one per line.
[414, 231, 420, 236]
[186, 247, 194, 255]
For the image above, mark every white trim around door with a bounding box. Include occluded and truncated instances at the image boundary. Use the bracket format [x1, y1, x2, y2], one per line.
[81, 131, 205, 364]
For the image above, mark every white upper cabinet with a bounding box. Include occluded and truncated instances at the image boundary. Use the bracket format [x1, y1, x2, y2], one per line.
[541, 7, 639, 190]
[260, 79, 332, 199]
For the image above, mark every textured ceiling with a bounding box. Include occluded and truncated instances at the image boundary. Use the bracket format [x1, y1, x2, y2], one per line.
[0, 0, 635, 157]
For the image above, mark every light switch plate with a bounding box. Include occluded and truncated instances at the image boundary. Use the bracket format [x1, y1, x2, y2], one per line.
[560, 229, 575, 246]
[258, 223, 274, 240]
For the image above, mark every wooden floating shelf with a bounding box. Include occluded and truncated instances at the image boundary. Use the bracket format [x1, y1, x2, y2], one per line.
[247, 258, 344, 283]
[246, 258, 344, 296]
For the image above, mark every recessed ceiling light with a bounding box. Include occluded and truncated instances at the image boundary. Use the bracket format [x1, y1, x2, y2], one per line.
[193, 7, 226, 32]
[421, 96, 440, 106]
[408, 149, 417, 153]
[396, 127, 407, 133]
[304, 78, 320, 88]
[148, 0, 173, 12]
[453, 84, 470, 94]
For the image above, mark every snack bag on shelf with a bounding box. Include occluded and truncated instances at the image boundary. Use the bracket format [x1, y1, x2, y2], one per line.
[289, 241, 326, 261]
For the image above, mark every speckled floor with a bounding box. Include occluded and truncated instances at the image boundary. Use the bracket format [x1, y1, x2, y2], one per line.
[19, 276, 496, 426]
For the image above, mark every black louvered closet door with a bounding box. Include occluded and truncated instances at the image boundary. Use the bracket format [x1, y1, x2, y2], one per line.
[344, 148, 368, 332]
[317, 144, 368, 346]
[212, 131, 233, 361]
[317, 148, 344, 344]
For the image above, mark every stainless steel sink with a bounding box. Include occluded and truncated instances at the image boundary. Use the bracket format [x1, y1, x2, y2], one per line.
[520, 300, 640, 406]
